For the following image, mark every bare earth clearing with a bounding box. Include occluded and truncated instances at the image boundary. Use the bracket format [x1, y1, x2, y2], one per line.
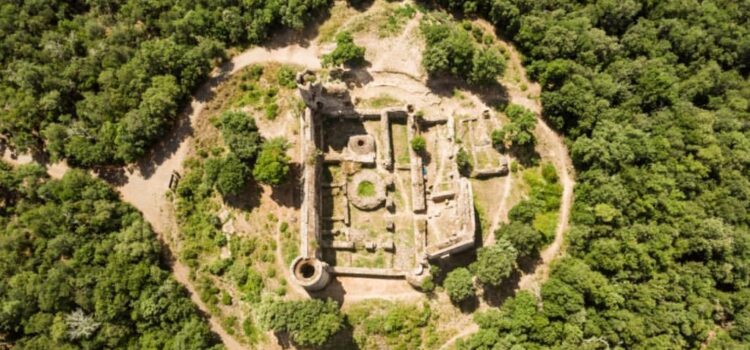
[2, 8, 574, 350]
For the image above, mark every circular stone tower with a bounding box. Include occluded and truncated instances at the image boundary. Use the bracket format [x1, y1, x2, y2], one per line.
[290, 256, 331, 292]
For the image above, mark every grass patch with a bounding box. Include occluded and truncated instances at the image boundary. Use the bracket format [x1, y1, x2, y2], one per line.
[533, 211, 558, 242]
[378, 4, 417, 37]
[352, 251, 388, 268]
[317, 1, 359, 43]
[357, 180, 376, 197]
[346, 301, 433, 350]
[360, 93, 401, 108]
[391, 123, 410, 166]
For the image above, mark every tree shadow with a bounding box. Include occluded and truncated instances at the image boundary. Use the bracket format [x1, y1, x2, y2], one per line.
[321, 318, 361, 350]
[473, 206, 486, 247]
[517, 252, 542, 275]
[272, 331, 293, 349]
[95, 166, 129, 187]
[262, 4, 333, 50]
[347, 0, 375, 12]
[311, 278, 347, 305]
[425, 74, 510, 110]
[481, 269, 520, 307]
[507, 143, 539, 168]
[335, 67, 374, 89]
[457, 294, 480, 314]
[133, 61, 237, 180]
[270, 162, 302, 208]
[223, 177, 264, 210]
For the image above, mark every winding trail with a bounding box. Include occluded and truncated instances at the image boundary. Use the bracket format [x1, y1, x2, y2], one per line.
[438, 20, 577, 350]
[3, 44, 323, 350]
[485, 154, 514, 246]
[118, 45, 322, 350]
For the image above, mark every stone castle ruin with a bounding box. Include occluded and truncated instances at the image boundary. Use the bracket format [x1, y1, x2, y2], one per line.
[290, 70, 477, 292]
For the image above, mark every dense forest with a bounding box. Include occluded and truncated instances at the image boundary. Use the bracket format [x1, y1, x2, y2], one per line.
[4, 0, 750, 349]
[436, 0, 750, 349]
[0, 0, 329, 166]
[0, 163, 220, 349]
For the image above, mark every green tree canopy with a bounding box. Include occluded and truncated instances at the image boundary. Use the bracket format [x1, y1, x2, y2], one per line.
[0, 0, 331, 166]
[322, 31, 366, 67]
[257, 298, 344, 347]
[252, 138, 291, 186]
[205, 154, 249, 196]
[495, 222, 544, 257]
[443, 267, 475, 303]
[421, 17, 506, 85]
[0, 164, 220, 349]
[471, 240, 518, 286]
[218, 110, 263, 162]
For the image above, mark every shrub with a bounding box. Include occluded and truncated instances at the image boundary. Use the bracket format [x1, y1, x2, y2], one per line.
[265, 102, 279, 120]
[444, 267, 475, 303]
[257, 299, 344, 347]
[495, 221, 544, 257]
[277, 66, 297, 89]
[457, 147, 473, 175]
[322, 31, 366, 67]
[221, 291, 232, 305]
[411, 135, 426, 152]
[471, 240, 518, 286]
[218, 110, 263, 161]
[541, 162, 558, 183]
[253, 138, 291, 185]
[421, 275, 436, 293]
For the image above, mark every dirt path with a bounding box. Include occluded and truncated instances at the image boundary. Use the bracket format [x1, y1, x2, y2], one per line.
[118, 44, 321, 236]
[0, 44, 323, 350]
[116, 44, 322, 350]
[502, 41, 576, 292]
[1, 148, 70, 178]
[439, 324, 479, 350]
[438, 20, 577, 350]
[485, 155, 514, 245]
[3, 13, 575, 349]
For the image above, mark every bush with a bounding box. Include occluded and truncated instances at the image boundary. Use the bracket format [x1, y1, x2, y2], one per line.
[421, 20, 506, 86]
[210, 154, 249, 196]
[220, 291, 232, 305]
[495, 222, 544, 257]
[421, 275, 436, 293]
[277, 66, 298, 89]
[411, 135, 427, 152]
[444, 268, 475, 303]
[457, 147, 473, 175]
[500, 104, 536, 146]
[253, 138, 291, 185]
[208, 258, 233, 276]
[322, 31, 366, 67]
[541, 162, 558, 183]
[258, 299, 344, 347]
[471, 240, 518, 286]
[218, 111, 263, 161]
[265, 103, 279, 120]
